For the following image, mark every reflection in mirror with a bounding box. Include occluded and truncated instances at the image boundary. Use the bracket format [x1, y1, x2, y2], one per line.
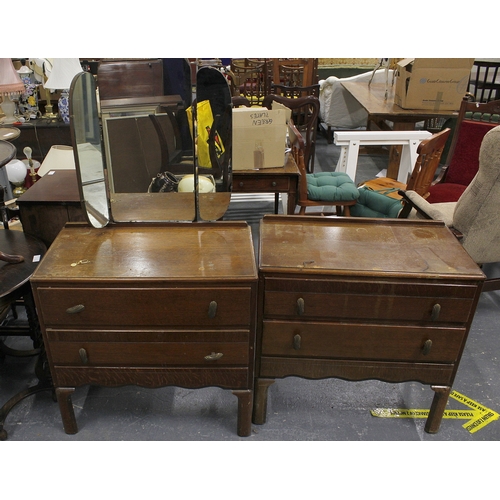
[195, 65, 232, 221]
[70, 60, 233, 225]
[70, 71, 110, 228]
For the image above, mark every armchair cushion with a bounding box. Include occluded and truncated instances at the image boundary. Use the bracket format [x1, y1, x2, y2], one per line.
[350, 187, 403, 218]
[306, 172, 359, 202]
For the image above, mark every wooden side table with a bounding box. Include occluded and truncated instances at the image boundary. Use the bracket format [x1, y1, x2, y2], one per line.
[232, 153, 300, 215]
[0, 229, 49, 440]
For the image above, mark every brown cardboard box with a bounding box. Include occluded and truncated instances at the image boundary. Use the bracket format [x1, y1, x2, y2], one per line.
[395, 58, 474, 110]
[232, 107, 287, 170]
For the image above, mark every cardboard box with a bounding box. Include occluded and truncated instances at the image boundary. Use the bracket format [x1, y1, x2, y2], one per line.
[395, 58, 474, 110]
[232, 107, 287, 170]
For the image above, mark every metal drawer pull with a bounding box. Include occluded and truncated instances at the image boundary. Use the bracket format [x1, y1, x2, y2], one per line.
[422, 339, 433, 356]
[297, 298, 305, 316]
[204, 352, 223, 361]
[293, 334, 302, 350]
[79, 348, 88, 365]
[66, 304, 85, 314]
[208, 301, 218, 318]
[431, 303, 441, 321]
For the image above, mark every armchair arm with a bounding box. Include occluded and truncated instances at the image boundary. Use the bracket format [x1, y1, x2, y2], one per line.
[398, 190, 456, 227]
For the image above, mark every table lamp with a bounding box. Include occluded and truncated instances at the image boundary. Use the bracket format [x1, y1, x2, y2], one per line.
[44, 58, 83, 124]
[0, 58, 25, 124]
[37, 145, 75, 177]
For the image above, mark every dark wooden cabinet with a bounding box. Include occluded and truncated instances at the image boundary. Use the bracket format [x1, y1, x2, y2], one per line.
[254, 215, 485, 433]
[31, 222, 258, 437]
[12, 120, 71, 163]
[16, 170, 85, 248]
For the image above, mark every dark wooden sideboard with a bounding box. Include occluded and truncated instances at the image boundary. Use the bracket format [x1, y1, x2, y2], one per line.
[254, 215, 485, 433]
[11, 120, 72, 162]
[16, 170, 85, 248]
[30, 222, 258, 437]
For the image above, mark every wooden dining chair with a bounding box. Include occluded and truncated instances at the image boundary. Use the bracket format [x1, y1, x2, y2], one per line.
[229, 59, 269, 105]
[351, 128, 451, 218]
[289, 121, 358, 216]
[467, 60, 500, 103]
[262, 93, 320, 173]
[271, 58, 318, 88]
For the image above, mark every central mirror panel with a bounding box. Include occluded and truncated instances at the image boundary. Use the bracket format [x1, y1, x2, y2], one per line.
[70, 59, 232, 227]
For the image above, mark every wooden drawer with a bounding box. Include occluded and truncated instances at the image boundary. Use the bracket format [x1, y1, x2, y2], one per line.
[49, 340, 250, 366]
[36, 287, 253, 327]
[233, 176, 290, 192]
[261, 321, 466, 363]
[263, 278, 476, 324]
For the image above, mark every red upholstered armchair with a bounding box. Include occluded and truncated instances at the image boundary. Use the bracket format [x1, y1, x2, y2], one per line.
[426, 98, 500, 203]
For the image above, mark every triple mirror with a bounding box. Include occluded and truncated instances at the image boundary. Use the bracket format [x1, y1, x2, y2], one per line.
[69, 60, 232, 227]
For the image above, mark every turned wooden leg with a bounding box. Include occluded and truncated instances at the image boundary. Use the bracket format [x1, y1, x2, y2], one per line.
[55, 387, 78, 435]
[252, 378, 275, 425]
[425, 385, 451, 434]
[232, 389, 253, 437]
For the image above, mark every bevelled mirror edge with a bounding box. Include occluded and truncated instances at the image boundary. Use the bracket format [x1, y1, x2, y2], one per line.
[69, 71, 111, 228]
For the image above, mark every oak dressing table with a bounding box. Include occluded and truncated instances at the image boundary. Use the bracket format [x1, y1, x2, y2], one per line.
[30, 65, 258, 437]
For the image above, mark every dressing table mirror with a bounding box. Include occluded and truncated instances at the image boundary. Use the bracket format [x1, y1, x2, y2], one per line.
[69, 61, 232, 226]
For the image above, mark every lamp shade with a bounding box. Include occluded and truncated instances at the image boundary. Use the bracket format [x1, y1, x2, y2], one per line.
[44, 58, 82, 90]
[0, 58, 25, 96]
[37, 145, 75, 177]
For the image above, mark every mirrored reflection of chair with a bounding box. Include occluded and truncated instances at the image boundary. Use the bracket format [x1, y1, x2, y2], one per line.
[271, 58, 318, 88]
[262, 93, 320, 173]
[271, 83, 320, 98]
[400, 125, 500, 292]
[426, 98, 500, 204]
[289, 121, 358, 216]
[229, 59, 270, 105]
[353, 128, 451, 218]
[467, 60, 500, 103]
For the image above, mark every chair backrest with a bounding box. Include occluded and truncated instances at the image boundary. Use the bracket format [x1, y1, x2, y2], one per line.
[271, 58, 318, 88]
[453, 125, 500, 264]
[231, 96, 252, 108]
[0, 140, 17, 230]
[288, 121, 308, 205]
[406, 128, 451, 197]
[442, 98, 500, 186]
[262, 94, 320, 174]
[229, 59, 269, 105]
[271, 83, 320, 98]
[467, 60, 500, 103]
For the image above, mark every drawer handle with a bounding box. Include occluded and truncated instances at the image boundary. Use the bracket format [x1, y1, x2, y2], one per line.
[204, 352, 223, 361]
[297, 298, 305, 316]
[431, 303, 441, 321]
[422, 339, 433, 356]
[239, 182, 244, 187]
[66, 304, 85, 314]
[79, 348, 88, 365]
[293, 334, 302, 350]
[271, 181, 277, 187]
[208, 301, 218, 319]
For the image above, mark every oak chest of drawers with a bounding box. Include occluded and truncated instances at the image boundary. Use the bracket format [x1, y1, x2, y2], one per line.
[31, 222, 258, 437]
[253, 216, 485, 433]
